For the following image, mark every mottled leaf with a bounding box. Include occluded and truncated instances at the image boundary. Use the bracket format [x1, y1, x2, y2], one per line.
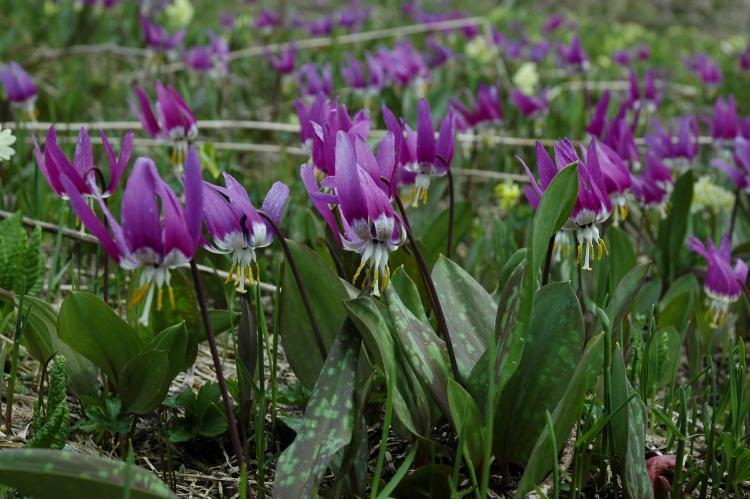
[280, 240, 349, 388]
[495, 282, 584, 465]
[0, 448, 176, 498]
[273, 320, 360, 498]
[447, 379, 485, 466]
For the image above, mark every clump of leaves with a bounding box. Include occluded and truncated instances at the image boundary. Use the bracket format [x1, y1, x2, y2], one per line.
[27, 354, 69, 449]
[0, 213, 45, 296]
[74, 398, 132, 442]
[164, 383, 227, 443]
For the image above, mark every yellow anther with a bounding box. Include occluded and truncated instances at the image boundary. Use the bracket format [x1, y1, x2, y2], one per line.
[129, 281, 151, 308]
[157, 287, 163, 311]
[168, 286, 176, 309]
[601, 239, 609, 256]
[352, 260, 367, 285]
[225, 267, 235, 284]
[576, 244, 582, 264]
[620, 203, 629, 221]
[380, 266, 391, 292]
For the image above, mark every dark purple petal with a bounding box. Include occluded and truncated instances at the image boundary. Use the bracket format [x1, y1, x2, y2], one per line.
[122, 158, 163, 254]
[416, 98, 436, 164]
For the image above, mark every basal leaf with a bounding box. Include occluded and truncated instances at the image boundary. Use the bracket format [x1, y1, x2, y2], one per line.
[0, 449, 176, 499]
[119, 350, 170, 415]
[280, 240, 349, 388]
[273, 320, 360, 498]
[605, 263, 651, 331]
[495, 282, 584, 465]
[447, 379, 485, 466]
[432, 256, 495, 380]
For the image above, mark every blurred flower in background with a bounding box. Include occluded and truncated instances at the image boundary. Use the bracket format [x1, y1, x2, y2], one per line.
[0, 127, 16, 162]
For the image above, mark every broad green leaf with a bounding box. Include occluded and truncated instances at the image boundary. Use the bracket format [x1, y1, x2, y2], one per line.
[495, 282, 584, 465]
[420, 202, 472, 266]
[658, 274, 699, 331]
[0, 448, 176, 498]
[58, 292, 142, 382]
[611, 344, 651, 499]
[516, 333, 604, 498]
[149, 322, 193, 382]
[605, 263, 651, 330]
[345, 297, 432, 438]
[119, 350, 170, 415]
[432, 256, 495, 380]
[447, 379, 485, 466]
[494, 248, 527, 297]
[273, 320, 360, 498]
[391, 464, 452, 499]
[20, 295, 97, 396]
[385, 286, 453, 416]
[656, 172, 693, 282]
[280, 240, 349, 388]
[495, 166, 579, 403]
[390, 266, 428, 323]
[605, 226, 637, 297]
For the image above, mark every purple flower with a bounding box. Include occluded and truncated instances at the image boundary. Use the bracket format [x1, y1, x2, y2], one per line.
[604, 114, 640, 168]
[424, 36, 453, 67]
[688, 233, 748, 326]
[307, 16, 334, 36]
[340, 53, 379, 93]
[631, 154, 672, 213]
[635, 45, 651, 61]
[530, 40, 551, 63]
[255, 9, 282, 31]
[587, 91, 611, 139]
[685, 53, 722, 87]
[308, 100, 370, 176]
[33, 126, 133, 199]
[301, 131, 404, 296]
[219, 12, 236, 30]
[376, 40, 430, 87]
[296, 63, 333, 97]
[61, 147, 203, 325]
[265, 43, 296, 75]
[558, 35, 588, 71]
[710, 96, 739, 147]
[511, 89, 548, 119]
[519, 139, 612, 270]
[0, 62, 37, 110]
[184, 34, 228, 77]
[338, 1, 370, 31]
[383, 99, 455, 205]
[740, 43, 750, 71]
[711, 136, 750, 191]
[295, 94, 330, 151]
[542, 15, 564, 34]
[452, 83, 503, 131]
[613, 49, 631, 67]
[139, 15, 184, 51]
[592, 141, 632, 222]
[645, 117, 699, 169]
[627, 69, 660, 112]
[202, 175, 289, 293]
[132, 81, 198, 152]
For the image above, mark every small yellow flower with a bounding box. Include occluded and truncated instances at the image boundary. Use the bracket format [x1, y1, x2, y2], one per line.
[691, 175, 735, 213]
[0, 127, 16, 162]
[465, 37, 495, 65]
[513, 63, 539, 95]
[165, 0, 194, 29]
[495, 180, 521, 211]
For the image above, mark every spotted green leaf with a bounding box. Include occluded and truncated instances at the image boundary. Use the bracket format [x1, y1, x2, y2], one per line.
[273, 319, 360, 498]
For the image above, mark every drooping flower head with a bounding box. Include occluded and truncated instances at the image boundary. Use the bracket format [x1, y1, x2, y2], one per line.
[631, 153, 672, 215]
[627, 69, 659, 113]
[383, 98, 455, 205]
[519, 139, 612, 270]
[301, 131, 404, 296]
[133, 81, 197, 161]
[711, 136, 750, 192]
[591, 141, 632, 223]
[139, 14, 185, 52]
[296, 63, 333, 97]
[424, 36, 454, 67]
[340, 52, 385, 98]
[511, 88, 548, 119]
[184, 33, 229, 77]
[307, 16, 334, 36]
[452, 84, 503, 131]
[685, 53, 723, 88]
[587, 91, 611, 139]
[0, 62, 37, 116]
[688, 233, 748, 327]
[33, 126, 133, 199]
[202, 175, 289, 293]
[710, 96, 739, 149]
[604, 113, 641, 169]
[307, 100, 370, 176]
[61, 147, 203, 326]
[558, 35, 588, 71]
[255, 9, 282, 32]
[265, 43, 297, 75]
[645, 117, 699, 170]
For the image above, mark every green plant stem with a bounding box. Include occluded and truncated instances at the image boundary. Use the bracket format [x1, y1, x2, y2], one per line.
[672, 387, 688, 499]
[257, 211, 327, 361]
[189, 260, 252, 499]
[394, 195, 461, 382]
[542, 236, 555, 286]
[371, 375, 394, 498]
[4, 294, 27, 433]
[729, 187, 741, 241]
[446, 169, 455, 259]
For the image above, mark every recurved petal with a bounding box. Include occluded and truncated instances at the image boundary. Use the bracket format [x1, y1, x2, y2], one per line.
[416, 98, 436, 164]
